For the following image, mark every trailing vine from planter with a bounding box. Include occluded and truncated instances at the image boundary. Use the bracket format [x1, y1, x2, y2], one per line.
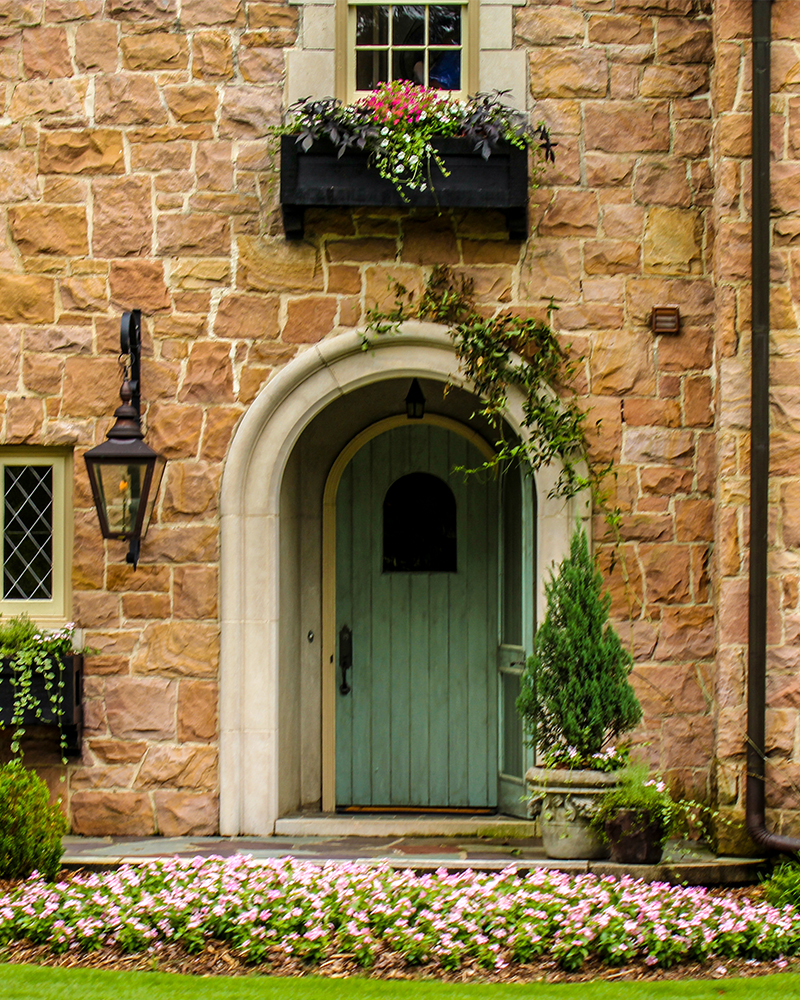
[366, 266, 617, 526]
[0, 615, 81, 761]
[277, 83, 554, 199]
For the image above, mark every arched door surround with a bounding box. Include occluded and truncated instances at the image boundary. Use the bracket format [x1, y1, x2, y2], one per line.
[219, 324, 586, 835]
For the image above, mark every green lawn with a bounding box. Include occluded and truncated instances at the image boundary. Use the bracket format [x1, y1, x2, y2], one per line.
[0, 965, 797, 1000]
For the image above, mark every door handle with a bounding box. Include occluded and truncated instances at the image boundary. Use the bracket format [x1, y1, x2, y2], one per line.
[339, 625, 352, 695]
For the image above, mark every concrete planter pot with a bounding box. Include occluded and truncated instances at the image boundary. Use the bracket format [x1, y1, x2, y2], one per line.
[0, 654, 83, 755]
[526, 765, 621, 860]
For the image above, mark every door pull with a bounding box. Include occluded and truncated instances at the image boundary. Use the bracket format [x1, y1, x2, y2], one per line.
[339, 625, 353, 695]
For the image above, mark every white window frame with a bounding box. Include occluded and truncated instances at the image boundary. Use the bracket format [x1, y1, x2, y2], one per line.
[0, 449, 73, 626]
[343, 0, 478, 100]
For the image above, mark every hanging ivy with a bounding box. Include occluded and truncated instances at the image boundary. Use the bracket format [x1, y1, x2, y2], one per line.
[367, 266, 616, 525]
[0, 615, 84, 761]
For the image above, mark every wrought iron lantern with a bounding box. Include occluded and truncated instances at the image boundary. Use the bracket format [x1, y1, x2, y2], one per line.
[405, 378, 426, 420]
[83, 310, 165, 570]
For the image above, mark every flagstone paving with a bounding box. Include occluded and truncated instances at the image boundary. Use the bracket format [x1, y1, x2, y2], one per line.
[61, 830, 767, 886]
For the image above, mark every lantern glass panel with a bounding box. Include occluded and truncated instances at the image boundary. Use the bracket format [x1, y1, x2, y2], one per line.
[141, 457, 165, 540]
[94, 462, 146, 537]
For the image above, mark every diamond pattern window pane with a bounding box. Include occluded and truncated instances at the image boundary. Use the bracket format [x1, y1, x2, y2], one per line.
[3, 465, 53, 600]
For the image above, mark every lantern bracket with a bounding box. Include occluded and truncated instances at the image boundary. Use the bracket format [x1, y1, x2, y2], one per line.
[120, 309, 142, 417]
[84, 308, 164, 572]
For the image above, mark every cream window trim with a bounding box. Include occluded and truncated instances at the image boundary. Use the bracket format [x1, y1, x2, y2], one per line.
[335, 0, 478, 102]
[0, 449, 72, 627]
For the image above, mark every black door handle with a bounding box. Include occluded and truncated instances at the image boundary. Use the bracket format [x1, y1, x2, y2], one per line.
[339, 625, 352, 695]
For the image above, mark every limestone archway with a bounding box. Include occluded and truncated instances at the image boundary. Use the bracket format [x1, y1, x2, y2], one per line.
[219, 324, 584, 835]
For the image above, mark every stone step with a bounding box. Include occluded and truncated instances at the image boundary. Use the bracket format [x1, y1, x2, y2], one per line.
[273, 812, 539, 839]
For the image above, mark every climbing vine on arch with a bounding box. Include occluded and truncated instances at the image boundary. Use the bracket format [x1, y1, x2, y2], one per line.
[367, 265, 617, 527]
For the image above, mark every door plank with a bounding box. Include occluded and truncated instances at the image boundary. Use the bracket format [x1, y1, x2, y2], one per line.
[370, 431, 393, 805]
[349, 444, 374, 805]
[407, 426, 432, 805]
[335, 457, 354, 805]
[390, 571, 412, 804]
[465, 450, 493, 807]
[446, 433, 470, 806]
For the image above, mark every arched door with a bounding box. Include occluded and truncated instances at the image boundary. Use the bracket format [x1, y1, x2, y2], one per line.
[335, 422, 499, 808]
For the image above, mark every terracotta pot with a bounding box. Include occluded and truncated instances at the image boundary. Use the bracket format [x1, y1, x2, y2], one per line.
[604, 808, 666, 865]
[525, 765, 621, 860]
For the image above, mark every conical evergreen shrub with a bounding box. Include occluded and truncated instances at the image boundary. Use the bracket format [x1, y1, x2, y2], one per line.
[517, 526, 642, 768]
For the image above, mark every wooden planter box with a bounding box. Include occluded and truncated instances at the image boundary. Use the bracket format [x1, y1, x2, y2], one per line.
[0, 654, 83, 756]
[280, 135, 529, 240]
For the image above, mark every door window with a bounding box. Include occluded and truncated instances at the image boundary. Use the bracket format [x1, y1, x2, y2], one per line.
[383, 471, 456, 572]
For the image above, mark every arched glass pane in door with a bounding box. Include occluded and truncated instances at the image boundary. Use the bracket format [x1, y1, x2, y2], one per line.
[383, 472, 457, 573]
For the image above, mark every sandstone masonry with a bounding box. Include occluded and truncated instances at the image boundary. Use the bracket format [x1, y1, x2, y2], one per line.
[0, 0, 796, 846]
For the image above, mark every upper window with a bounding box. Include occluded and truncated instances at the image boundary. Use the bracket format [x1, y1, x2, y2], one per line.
[346, 0, 472, 98]
[383, 472, 457, 573]
[352, 3, 465, 94]
[0, 450, 71, 624]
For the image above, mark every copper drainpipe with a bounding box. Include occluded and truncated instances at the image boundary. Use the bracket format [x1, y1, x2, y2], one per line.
[745, 0, 800, 854]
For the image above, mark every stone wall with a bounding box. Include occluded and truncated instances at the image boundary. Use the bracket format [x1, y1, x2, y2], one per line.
[0, 0, 784, 838]
[520, 0, 716, 803]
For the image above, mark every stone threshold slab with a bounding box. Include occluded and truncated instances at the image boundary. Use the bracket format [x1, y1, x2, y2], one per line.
[274, 813, 539, 838]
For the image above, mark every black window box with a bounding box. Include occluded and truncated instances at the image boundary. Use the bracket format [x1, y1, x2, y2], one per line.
[280, 135, 529, 240]
[0, 654, 83, 756]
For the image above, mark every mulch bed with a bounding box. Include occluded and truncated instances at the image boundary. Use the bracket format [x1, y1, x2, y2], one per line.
[1, 938, 798, 984]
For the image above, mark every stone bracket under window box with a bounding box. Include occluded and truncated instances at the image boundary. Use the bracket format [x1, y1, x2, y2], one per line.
[280, 135, 529, 240]
[0, 654, 83, 756]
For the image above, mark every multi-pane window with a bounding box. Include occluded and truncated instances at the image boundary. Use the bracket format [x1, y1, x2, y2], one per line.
[350, 2, 468, 96]
[0, 451, 70, 622]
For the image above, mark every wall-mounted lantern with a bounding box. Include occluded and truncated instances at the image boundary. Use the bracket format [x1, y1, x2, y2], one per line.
[83, 310, 165, 570]
[405, 378, 426, 420]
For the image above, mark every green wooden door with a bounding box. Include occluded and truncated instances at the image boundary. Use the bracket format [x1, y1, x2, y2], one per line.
[335, 424, 499, 808]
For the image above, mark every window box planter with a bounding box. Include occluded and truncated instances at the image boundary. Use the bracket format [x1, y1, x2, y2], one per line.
[280, 135, 529, 241]
[0, 654, 83, 756]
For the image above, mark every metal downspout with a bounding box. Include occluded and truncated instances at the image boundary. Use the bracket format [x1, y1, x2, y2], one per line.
[745, 0, 800, 854]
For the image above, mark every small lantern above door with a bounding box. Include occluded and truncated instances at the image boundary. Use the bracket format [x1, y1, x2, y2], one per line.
[405, 378, 426, 420]
[83, 310, 165, 569]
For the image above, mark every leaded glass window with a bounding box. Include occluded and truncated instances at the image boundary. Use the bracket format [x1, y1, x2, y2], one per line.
[0, 451, 69, 620]
[3, 465, 53, 600]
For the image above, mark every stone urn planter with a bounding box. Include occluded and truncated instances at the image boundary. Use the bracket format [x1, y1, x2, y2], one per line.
[603, 808, 666, 865]
[526, 765, 621, 860]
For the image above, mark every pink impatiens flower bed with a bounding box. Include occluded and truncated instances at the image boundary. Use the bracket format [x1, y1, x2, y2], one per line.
[0, 856, 796, 974]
